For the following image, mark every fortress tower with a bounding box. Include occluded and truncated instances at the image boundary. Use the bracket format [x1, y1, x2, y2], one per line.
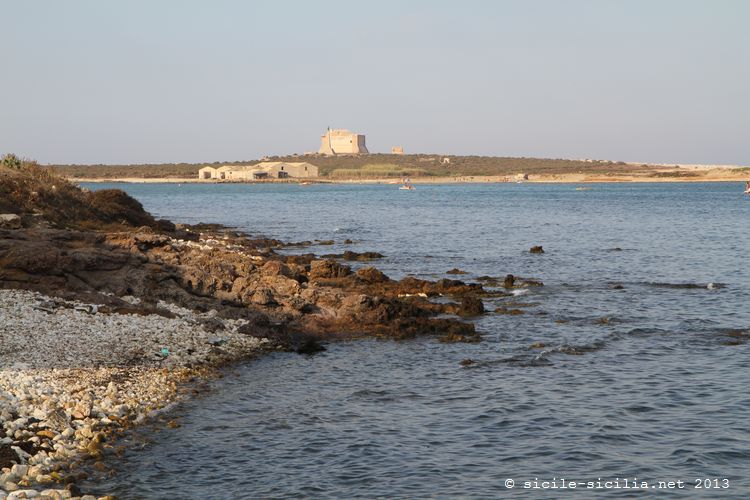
[319, 128, 369, 155]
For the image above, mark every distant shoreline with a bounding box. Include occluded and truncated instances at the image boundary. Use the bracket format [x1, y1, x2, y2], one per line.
[70, 171, 749, 185]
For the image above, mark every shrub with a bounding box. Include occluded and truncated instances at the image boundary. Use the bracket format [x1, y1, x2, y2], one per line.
[2, 153, 22, 170]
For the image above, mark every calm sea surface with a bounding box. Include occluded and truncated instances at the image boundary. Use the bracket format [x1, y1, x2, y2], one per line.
[80, 182, 750, 498]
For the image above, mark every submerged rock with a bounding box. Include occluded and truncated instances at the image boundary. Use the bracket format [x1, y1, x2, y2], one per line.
[495, 307, 524, 315]
[529, 245, 545, 254]
[321, 251, 384, 261]
[446, 268, 467, 275]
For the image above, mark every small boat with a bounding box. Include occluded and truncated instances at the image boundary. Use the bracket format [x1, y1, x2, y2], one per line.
[575, 186, 591, 191]
[299, 182, 312, 186]
[399, 177, 415, 190]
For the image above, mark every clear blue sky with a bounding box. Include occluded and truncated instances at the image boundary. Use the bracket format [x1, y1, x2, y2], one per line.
[2, 0, 748, 165]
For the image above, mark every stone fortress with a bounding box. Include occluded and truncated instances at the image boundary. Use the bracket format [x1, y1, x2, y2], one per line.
[319, 128, 369, 155]
[198, 128, 370, 180]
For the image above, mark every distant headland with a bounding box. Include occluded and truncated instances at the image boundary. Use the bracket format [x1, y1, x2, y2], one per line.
[48, 153, 749, 184]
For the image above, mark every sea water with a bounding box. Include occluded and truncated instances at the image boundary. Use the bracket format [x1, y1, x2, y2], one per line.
[79, 182, 750, 498]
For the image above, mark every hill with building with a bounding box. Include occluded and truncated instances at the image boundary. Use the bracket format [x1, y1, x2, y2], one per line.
[49, 154, 647, 179]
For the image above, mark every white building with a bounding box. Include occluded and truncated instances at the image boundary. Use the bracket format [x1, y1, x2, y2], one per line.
[198, 162, 319, 180]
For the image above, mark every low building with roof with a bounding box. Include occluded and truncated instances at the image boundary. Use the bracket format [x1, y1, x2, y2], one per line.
[198, 162, 319, 180]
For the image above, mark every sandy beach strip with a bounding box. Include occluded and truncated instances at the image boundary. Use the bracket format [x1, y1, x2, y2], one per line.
[67, 169, 750, 185]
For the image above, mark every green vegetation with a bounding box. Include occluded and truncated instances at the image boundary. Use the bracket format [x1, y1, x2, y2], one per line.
[51, 162, 202, 179]
[48, 153, 647, 179]
[648, 171, 701, 178]
[330, 163, 429, 178]
[2, 153, 23, 170]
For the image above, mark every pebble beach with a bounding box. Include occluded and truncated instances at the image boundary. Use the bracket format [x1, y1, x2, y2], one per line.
[0, 289, 269, 499]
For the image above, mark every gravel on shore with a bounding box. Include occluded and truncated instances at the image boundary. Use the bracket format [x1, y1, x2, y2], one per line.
[0, 289, 269, 499]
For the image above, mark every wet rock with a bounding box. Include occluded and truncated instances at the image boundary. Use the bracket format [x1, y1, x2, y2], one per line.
[321, 251, 384, 261]
[343, 250, 383, 261]
[446, 268, 467, 275]
[530, 342, 546, 348]
[529, 245, 544, 253]
[459, 295, 484, 316]
[521, 279, 544, 287]
[316, 240, 335, 245]
[503, 274, 515, 288]
[439, 331, 481, 343]
[459, 358, 476, 366]
[495, 307, 524, 315]
[295, 337, 326, 355]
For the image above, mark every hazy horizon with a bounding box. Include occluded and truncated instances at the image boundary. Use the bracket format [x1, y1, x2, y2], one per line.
[2, 0, 748, 165]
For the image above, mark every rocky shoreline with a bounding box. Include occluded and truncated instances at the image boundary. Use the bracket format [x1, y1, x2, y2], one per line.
[0, 164, 541, 498]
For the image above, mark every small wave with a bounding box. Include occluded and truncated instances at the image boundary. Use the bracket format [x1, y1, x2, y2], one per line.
[645, 282, 726, 290]
[347, 388, 408, 403]
[624, 327, 671, 337]
[511, 289, 529, 296]
[467, 354, 554, 368]
[625, 405, 656, 413]
[541, 341, 607, 356]
[349, 388, 389, 398]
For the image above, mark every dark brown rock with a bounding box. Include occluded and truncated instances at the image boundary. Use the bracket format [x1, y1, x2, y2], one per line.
[530, 245, 545, 253]
[309, 259, 351, 280]
[0, 443, 19, 469]
[250, 287, 276, 305]
[459, 295, 484, 316]
[356, 267, 389, 284]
